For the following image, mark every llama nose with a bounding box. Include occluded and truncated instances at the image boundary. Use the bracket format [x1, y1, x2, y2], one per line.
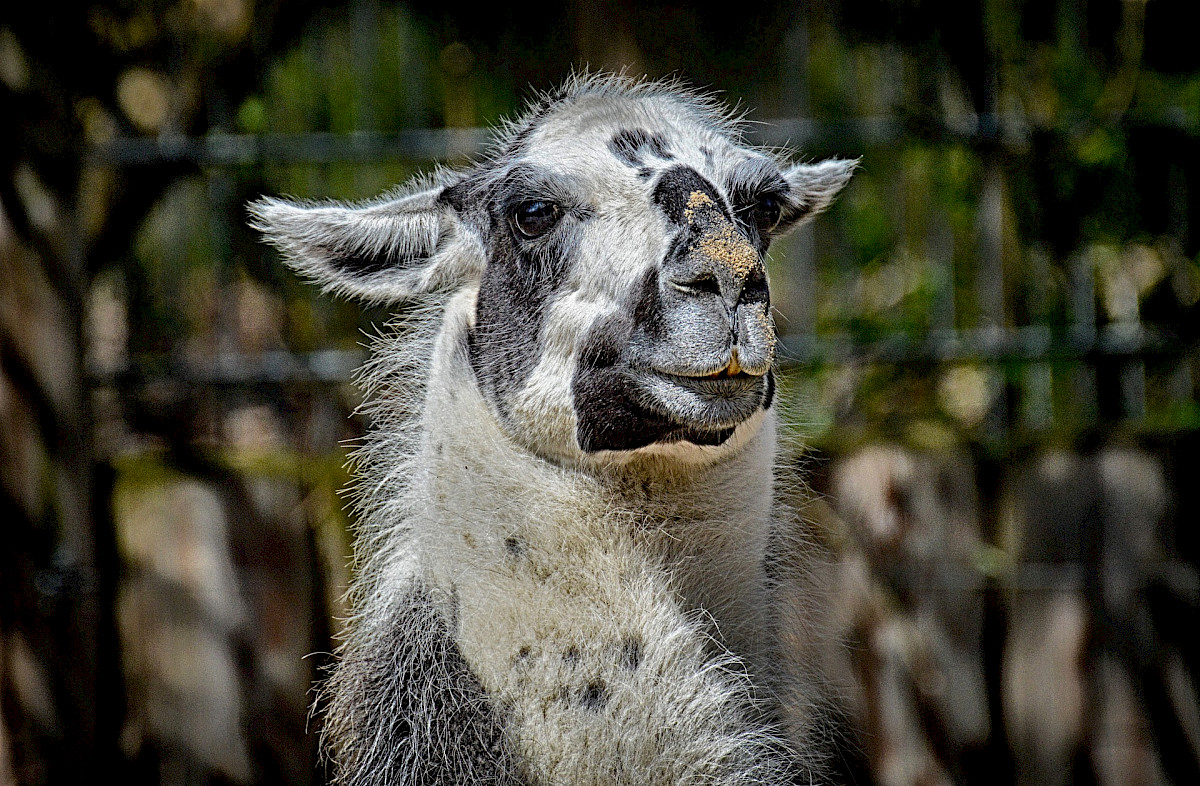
[728, 302, 774, 376]
[671, 187, 765, 305]
[674, 234, 765, 307]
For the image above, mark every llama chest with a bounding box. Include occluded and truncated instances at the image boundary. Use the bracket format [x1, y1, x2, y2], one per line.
[418, 439, 788, 786]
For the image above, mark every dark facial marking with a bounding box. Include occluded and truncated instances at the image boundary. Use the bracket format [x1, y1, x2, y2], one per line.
[440, 178, 473, 213]
[573, 360, 676, 452]
[573, 275, 676, 452]
[652, 165, 731, 226]
[468, 166, 585, 420]
[762, 369, 776, 411]
[572, 306, 680, 452]
[675, 425, 737, 445]
[504, 536, 525, 557]
[609, 128, 674, 169]
[632, 266, 668, 343]
[572, 273, 746, 452]
[470, 248, 556, 418]
[609, 129, 649, 167]
[728, 158, 816, 242]
[646, 133, 673, 161]
[740, 269, 770, 306]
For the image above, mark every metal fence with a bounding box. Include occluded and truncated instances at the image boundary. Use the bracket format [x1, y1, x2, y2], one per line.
[77, 105, 1200, 786]
[89, 117, 1199, 375]
[49, 3, 1200, 781]
[6, 2, 1200, 784]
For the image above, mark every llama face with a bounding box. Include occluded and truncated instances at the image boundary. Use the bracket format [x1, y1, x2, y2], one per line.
[463, 97, 784, 456]
[252, 82, 854, 463]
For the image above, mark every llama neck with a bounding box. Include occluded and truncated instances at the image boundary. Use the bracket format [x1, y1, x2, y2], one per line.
[394, 295, 794, 784]
[416, 293, 778, 661]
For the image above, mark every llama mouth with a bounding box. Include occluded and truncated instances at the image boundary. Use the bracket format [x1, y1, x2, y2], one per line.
[692, 368, 754, 381]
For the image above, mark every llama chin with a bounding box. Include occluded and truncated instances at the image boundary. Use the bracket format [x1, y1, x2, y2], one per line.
[251, 73, 855, 786]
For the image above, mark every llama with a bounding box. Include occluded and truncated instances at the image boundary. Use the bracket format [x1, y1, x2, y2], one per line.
[252, 74, 855, 785]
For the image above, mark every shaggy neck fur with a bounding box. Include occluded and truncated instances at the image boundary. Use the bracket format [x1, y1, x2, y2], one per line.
[354, 290, 809, 784]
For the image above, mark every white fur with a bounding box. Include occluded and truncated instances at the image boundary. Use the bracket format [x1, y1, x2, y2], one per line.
[251, 74, 855, 785]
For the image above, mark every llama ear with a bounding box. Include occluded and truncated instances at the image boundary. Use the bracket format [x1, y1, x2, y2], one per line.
[249, 184, 483, 304]
[776, 158, 858, 234]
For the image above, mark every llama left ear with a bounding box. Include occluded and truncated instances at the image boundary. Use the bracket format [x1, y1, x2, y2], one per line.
[777, 158, 858, 234]
[249, 184, 484, 304]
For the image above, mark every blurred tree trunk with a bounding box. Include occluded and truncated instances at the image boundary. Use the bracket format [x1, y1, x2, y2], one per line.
[1, 189, 122, 783]
[0, 3, 340, 781]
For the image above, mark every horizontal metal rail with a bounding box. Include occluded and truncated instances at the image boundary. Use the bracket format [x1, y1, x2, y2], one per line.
[89, 128, 493, 166]
[90, 325, 1192, 388]
[778, 323, 1188, 366]
[87, 113, 1200, 167]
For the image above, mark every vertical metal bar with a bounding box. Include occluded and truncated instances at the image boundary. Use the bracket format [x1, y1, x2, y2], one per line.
[1120, 356, 1147, 421]
[209, 89, 238, 359]
[781, 11, 811, 119]
[1069, 249, 1099, 424]
[352, 0, 379, 197]
[1024, 243, 1053, 429]
[1168, 360, 1194, 416]
[785, 225, 818, 343]
[395, 6, 427, 127]
[976, 163, 1007, 437]
[1115, 262, 1146, 422]
[927, 197, 956, 336]
[976, 166, 1005, 331]
[353, 0, 379, 134]
[1166, 163, 1193, 418]
[781, 12, 817, 355]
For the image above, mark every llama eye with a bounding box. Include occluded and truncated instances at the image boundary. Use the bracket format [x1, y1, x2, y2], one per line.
[751, 195, 782, 234]
[512, 200, 562, 238]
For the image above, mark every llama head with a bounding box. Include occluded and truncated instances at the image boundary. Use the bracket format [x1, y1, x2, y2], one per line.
[251, 76, 855, 464]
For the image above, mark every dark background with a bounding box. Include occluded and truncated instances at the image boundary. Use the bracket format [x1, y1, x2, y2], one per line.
[2, 1, 1198, 783]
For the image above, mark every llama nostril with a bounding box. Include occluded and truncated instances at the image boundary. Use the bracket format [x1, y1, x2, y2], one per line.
[740, 270, 769, 305]
[671, 274, 722, 297]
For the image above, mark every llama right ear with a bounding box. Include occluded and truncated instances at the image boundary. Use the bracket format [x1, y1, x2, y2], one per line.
[776, 158, 858, 234]
[249, 185, 484, 304]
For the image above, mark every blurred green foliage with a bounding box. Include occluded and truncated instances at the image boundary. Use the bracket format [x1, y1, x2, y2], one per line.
[192, 1, 1200, 450]
[11, 0, 1199, 444]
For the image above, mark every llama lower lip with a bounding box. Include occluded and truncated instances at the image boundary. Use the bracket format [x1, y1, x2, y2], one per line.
[658, 371, 760, 390]
[638, 370, 765, 428]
